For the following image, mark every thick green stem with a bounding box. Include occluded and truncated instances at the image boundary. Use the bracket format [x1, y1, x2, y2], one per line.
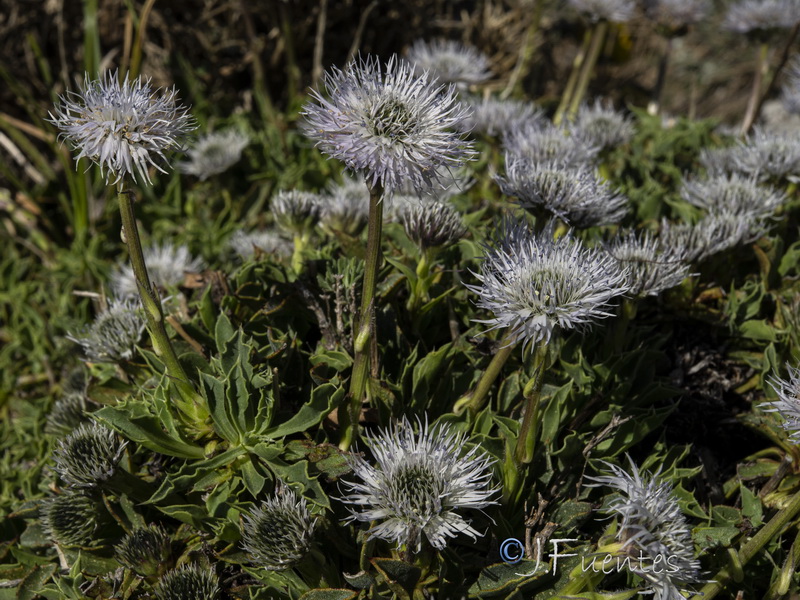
[341, 182, 384, 450]
[117, 187, 209, 434]
[696, 485, 800, 599]
[513, 342, 548, 467]
[740, 43, 769, 136]
[454, 335, 517, 416]
[567, 20, 609, 121]
[291, 231, 309, 274]
[554, 28, 592, 126]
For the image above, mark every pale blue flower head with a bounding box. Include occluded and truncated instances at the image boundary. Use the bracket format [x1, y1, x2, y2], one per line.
[605, 230, 691, 297]
[680, 172, 786, 219]
[48, 72, 195, 184]
[302, 55, 476, 193]
[458, 95, 545, 138]
[67, 297, 145, 363]
[112, 242, 205, 297]
[503, 121, 599, 168]
[52, 422, 127, 488]
[339, 416, 497, 552]
[589, 458, 703, 600]
[722, 0, 800, 35]
[406, 39, 492, 87]
[569, 0, 636, 22]
[763, 363, 800, 443]
[569, 100, 635, 151]
[466, 222, 628, 347]
[155, 565, 219, 600]
[178, 129, 249, 180]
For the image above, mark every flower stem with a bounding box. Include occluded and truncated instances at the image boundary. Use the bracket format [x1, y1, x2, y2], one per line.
[647, 36, 673, 116]
[567, 20, 609, 121]
[453, 335, 517, 416]
[740, 42, 769, 136]
[117, 186, 209, 436]
[554, 27, 592, 126]
[341, 182, 384, 450]
[513, 341, 548, 467]
[696, 485, 800, 599]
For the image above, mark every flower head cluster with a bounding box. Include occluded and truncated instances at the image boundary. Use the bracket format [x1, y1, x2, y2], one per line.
[272, 190, 322, 235]
[405, 39, 492, 87]
[400, 198, 467, 250]
[41, 491, 99, 546]
[241, 481, 318, 570]
[569, 100, 635, 151]
[53, 422, 126, 488]
[458, 95, 544, 138]
[113, 242, 205, 297]
[339, 416, 497, 552]
[178, 129, 249, 180]
[722, 0, 800, 35]
[589, 459, 702, 600]
[680, 173, 785, 219]
[48, 72, 195, 184]
[466, 223, 628, 347]
[115, 525, 172, 577]
[67, 297, 145, 363]
[229, 229, 291, 260]
[762, 363, 800, 443]
[497, 157, 629, 227]
[503, 121, 599, 168]
[605, 231, 691, 297]
[568, 0, 636, 22]
[302, 55, 475, 193]
[155, 565, 219, 600]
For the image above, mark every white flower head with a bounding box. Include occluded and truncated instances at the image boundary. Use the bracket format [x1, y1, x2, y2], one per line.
[229, 229, 291, 260]
[568, 100, 635, 151]
[48, 72, 195, 184]
[272, 189, 322, 235]
[405, 39, 492, 87]
[722, 0, 800, 35]
[466, 223, 628, 347]
[178, 129, 249, 180]
[67, 297, 145, 363]
[458, 95, 545, 138]
[733, 127, 800, 182]
[302, 54, 476, 194]
[605, 230, 692, 297]
[497, 157, 629, 227]
[503, 121, 599, 168]
[680, 173, 786, 218]
[588, 458, 703, 600]
[320, 176, 371, 237]
[53, 422, 127, 488]
[660, 212, 771, 263]
[241, 481, 318, 570]
[399, 197, 467, 250]
[155, 565, 219, 600]
[339, 416, 497, 552]
[112, 242, 205, 297]
[569, 0, 636, 22]
[763, 363, 800, 443]
[643, 0, 710, 29]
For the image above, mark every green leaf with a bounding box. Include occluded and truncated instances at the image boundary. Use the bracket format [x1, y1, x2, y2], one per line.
[411, 343, 453, 411]
[468, 560, 547, 598]
[371, 558, 421, 600]
[17, 564, 57, 600]
[265, 383, 344, 438]
[94, 406, 205, 459]
[298, 590, 357, 600]
[693, 526, 739, 547]
[270, 460, 330, 509]
[241, 457, 267, 496]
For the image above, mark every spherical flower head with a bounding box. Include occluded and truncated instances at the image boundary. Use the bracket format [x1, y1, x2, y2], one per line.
[503, 121, 599, 168]
[659, 211, 770, 263]
[115, 525, 172, 577]
[53, 422, 126, 488]
[228, 229, 291, 260]
[643, 0, 710, 31]
[67, 297, 145, 363]
[405, 39, 492, 87]
[763, 363, 800, 443]
[41, 491, 99, 546]
[272, 190, 322, 235]
[569, 0, 636, 22]
[722, 0, 800, 36]
[400, 198, 467, 250]
[178, 129, 249, 180]
[320, 176, 371, 237]
[569, 100, 635, 151]
[466, 223, 628, 347]
[498, 157, 629, 227]
[48, 71, 195, 184]
[605, 231, 692, 297]
[458, 95, 544, 138]
[339, 416, 497, 552]
[112, 242, 205, 297]
[45, 391, 91, 437]
[732, 127, 800, 182]
[241, 481, 318, 570]
[301, 54, 476, 194]
[155, 564, 219, 600]
[589, 458, 702, 600]
[680, 173, 786, 219]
